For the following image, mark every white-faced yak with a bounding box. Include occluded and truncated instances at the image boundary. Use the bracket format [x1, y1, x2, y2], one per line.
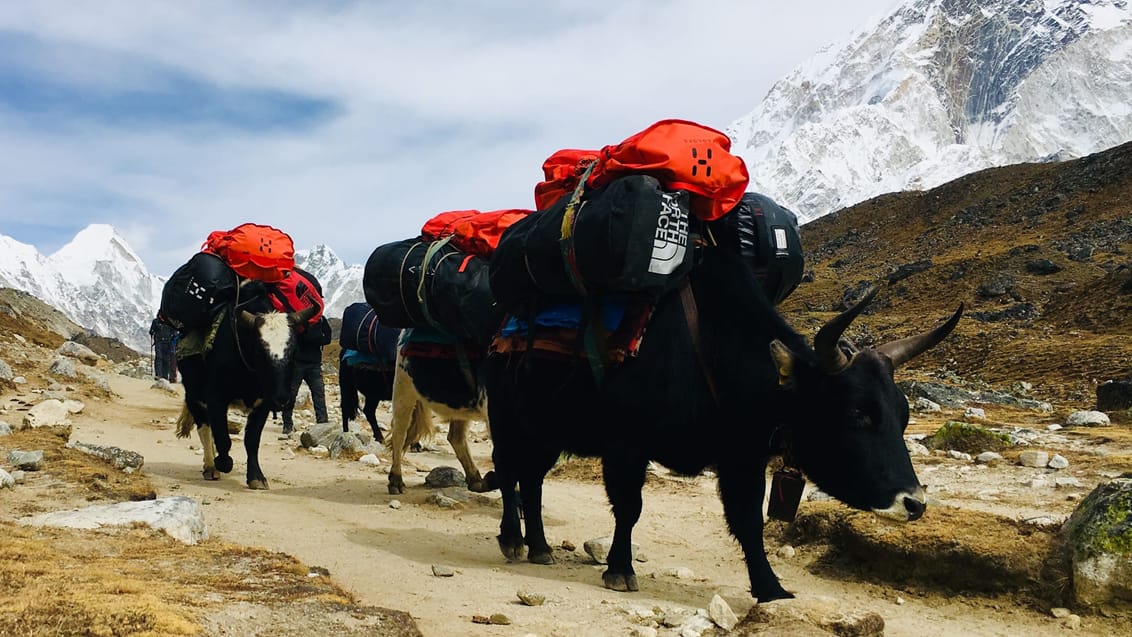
[483, 244, 962, 602]
[176, 281, 317, 489]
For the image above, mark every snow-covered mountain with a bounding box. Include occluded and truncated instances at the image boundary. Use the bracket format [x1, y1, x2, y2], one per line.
[0, 225, 164, 353]
[295, 245, 364, 321]
[727, 0, 1132, 222]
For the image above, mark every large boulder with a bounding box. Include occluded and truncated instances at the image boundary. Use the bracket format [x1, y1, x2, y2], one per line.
[1062, 479, 1132, 611]
[922, 421, 1013, 454]
[18, 495, 207, 545]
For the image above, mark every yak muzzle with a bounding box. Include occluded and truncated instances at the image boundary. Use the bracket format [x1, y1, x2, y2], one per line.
[872, 486, 927, 522]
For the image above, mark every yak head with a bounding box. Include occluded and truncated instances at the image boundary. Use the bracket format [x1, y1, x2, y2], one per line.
[238, 304, 318, 410]
[770, 288, 963, 522]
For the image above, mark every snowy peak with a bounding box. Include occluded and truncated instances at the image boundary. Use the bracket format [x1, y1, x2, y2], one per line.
[295, 244, 364, 322]
[0, 225, 163, 353]
[49, 224, 147, 286]
[727, 0, 1132, 222]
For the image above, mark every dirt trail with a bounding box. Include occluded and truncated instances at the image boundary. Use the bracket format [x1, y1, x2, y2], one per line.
[42, 372, 1116, 636]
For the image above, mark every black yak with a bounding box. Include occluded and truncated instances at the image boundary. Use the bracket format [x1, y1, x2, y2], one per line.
[483, 244, 962, 601]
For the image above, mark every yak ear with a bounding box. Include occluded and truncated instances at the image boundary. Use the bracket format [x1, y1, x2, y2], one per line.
[769, 340, 796, 388]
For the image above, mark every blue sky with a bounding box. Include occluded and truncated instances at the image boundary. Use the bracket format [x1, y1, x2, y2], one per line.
[0, 1, 898, 276]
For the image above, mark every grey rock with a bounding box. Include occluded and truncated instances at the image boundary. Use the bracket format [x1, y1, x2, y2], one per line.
[19, 495, 207, 544]
[1066, 411, 1111, 427]
[707, 594, 739, 631]
[964, 407, 987, 421]
[64, 441, 144, 473]
[0, 468, 13, 489]
[976, 451, 1004, 465]
[389, 500, 402, 510]
[947, 450, 973, 462]
[676, 612, 714, 637]
[0, 421, 11, 436]
[10, 470, 25, 484]
[0, 359, 13, 381]
[583, 536, 641, 564]
[913, 397, 941, 413]
[425, 466, 466, 489]
[1048, 454, 1070, 470]
[431, 564, 455, 577]
[1055, 477, 1082, 489]
[516, 589, 546, 606]
[1019, 450, 1050, 468]
[7, 450, 45, 471]
[906, 440, 930, 456]
[47, 356, 78, 379]
[1050, 607, 1072, 619]
[23, 399, 70, 428]
[1062, 478, 1132, 609]
[899, 380, 1052, 412]
[57, 341, 100, 364]
[425, 493, 462, 509]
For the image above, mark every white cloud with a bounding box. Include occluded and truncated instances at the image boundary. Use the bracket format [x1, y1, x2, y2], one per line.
[0, 0, 900, 276]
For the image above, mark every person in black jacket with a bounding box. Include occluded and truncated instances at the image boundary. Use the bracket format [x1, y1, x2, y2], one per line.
[149, 315, 179, 382]
[279, 268, 333, 435]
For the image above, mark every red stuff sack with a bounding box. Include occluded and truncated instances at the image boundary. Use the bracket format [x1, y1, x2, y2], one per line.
[532, 120, 750, 220]
[533, 149, 600, 210]
[591, 119, 749, 220]
[421, 208, 534, 258]
[266, 267, 325, 328]
[203, 223, 295, 282]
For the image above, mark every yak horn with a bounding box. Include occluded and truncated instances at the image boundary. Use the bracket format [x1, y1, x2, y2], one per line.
[814, 286, 880, 374]
[288, 305, 319, 326]
[876, 303, 965, 368]
[238, 310, 258, 327]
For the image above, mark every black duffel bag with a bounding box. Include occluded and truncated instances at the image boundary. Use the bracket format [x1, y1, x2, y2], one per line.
[714, 192, 804, 305]
[363, 238, 428, 328]
[339, 302, 399, 359]
[490, 174, 695, 314]
[363, 238, 502, 344]
[160, 252, 238, 330]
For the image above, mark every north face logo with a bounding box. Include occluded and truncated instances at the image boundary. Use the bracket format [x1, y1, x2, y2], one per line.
[648, 192, 688, 275]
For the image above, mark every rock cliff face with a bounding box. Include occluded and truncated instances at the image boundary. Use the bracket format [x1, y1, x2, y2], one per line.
[727, 0, 1132, 222]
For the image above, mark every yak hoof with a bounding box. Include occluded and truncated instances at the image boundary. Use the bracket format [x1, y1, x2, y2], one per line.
[215, 455, 234, 473]
[754, 586, 795, 603]
[602, 572, 639, 592]
[201, 468, 220, 481]
[497, 536, 526, 562]
[388, 475, 405, 495]
[247, 478, 269, 490]
[528, 549, 555, 566]
[470, 471, 499, 493]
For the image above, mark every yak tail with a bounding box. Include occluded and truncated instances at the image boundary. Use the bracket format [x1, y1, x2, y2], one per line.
[175, 403, 195, 439]
[339, 354, 360, 419]
[402, 400, 437, 449]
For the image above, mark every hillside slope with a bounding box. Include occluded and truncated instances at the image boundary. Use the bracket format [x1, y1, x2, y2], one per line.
[782, 140, 1132, 403]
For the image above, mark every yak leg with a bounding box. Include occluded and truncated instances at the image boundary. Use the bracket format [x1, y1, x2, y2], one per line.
[206, 398, 235, 474]
[602, 452, 648, 592]
[447, 419, 489, 492]
[363, 395, 383, 444]
[518, 447, 560, 565]
[387, 388, 418, 495]
[717, 458, 793, 602]
[244, 402, 271, 490]
[196, 421, 220, 480]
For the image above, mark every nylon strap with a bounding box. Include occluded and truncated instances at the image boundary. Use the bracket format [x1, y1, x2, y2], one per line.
[679, 279, 718, 405]
[559, 161, 597, 296]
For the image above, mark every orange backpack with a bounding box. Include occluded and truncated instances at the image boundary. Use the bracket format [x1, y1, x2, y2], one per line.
[203, 223, 295, 282]
[421, 208, 534, 258]
[533, 119, 750, 220]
